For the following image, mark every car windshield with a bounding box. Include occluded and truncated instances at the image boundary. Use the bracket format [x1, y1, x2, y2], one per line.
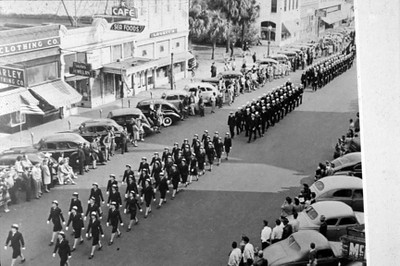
[306, 206, 319, 220]
[288, 236, 301, 251]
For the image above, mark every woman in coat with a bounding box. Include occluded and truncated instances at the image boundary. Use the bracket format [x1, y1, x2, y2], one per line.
[106, 202, 123, 245]
[52, 231, 71, 266]
[47, 200, 65, 246]
[224, 132, 232, 160]
[86, 212, 104, 259]
[197, 146, 206, 176]
[124, 191, 142, 231]
[157, 172, 169, 208]
[206, 143, 216, 172]
[143, 180, 155, 218]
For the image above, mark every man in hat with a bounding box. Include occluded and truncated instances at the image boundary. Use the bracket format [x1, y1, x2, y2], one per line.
[106, 202, 123, 245]
[66, 206, 84, 252]
[4, 224, 25, 265]
[69, 192, 83, 215]
[122, 164, 134, 184]
[47, 200, 65, 246]
[52, 231, 71, 266]
[227, 111, 236, 138]
[124, 191, 142, 231]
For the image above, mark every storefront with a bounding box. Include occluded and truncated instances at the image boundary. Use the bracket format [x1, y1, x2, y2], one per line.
[0, 24, 81, 133]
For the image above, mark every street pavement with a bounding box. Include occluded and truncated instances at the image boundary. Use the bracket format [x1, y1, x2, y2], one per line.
[0, 45, 358, 265]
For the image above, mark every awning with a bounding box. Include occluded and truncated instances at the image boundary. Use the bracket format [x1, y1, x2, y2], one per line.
[20, 103, 45, 115]
[282, 20, 300, 35]
[29, 80, 82, 108]
[19, 90, 44, 115]
[320, 11, 348, 25]
[103, 57, 158, 76]
[65, 75, 90, 82]
[0, 88, 40, 116]
[155, 51, 194, 67]
[20, 90, 39, 106]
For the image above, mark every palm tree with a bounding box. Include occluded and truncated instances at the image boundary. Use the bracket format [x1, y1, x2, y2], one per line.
[208, 11, 226, 60]
[238, 0, 260, 45]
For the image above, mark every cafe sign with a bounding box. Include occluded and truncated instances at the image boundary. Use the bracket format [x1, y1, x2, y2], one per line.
[0, 37, 61, 57]
[0, 66, 25, 87]
[112, 6, 138, 18]
[69, 62, 96, 77]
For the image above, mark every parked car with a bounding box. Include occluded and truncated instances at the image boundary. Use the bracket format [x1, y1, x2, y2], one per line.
[290, 201, 364, 241]
[269, 54, 289, 64]
[331, 152, 362, 177]
[136, 98, 182, 127]
[310, 176, 364, 211]
[257, 58, 279, 68]
[35, 132, 89, 162]
[107, 108, 153, 135]
[0, 148, 57, 168]
[183, 82, 219, 104]
[78, 119, 125, 149]
[161, 90, 190, 110]
[263, 230, 343, 266]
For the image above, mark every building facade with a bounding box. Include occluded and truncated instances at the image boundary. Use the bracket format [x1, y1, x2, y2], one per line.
[0, 25, 82, 133]
[315, 0, 353, 35]
[300, 0, 319, 40]
[256, 0, 302, 47]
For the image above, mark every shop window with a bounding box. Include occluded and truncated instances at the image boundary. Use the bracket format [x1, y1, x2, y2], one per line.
[292, 0, 295, 10]
[123, 42, 134, 59]
[26, 62, 58, 86]
[76, 79, 91, 101]
[64, 54, 75, 74]
[160, 45, 164, 52]
[176, 42, 180, 48]
[10, 111, 25, 127]
[288, 0, 291, 10]
[296, 0, 298, 9]
[271, 0, 277, 13]
[142, 50, 147, 57]
[104, 73, 115, 96]
[112, 44, 122, 62]
[147, 75, 154, 85]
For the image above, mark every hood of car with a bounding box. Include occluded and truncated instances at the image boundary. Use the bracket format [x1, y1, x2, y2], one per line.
[263, 242, 293, 266]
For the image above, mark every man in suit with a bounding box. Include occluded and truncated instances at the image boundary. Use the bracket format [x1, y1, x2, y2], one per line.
[4, 224, 25, 265]
[227, 111, 236, 138]
[52, 231, 71, 266]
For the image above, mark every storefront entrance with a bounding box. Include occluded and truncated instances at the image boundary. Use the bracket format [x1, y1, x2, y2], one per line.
[115, 74, 124, 99]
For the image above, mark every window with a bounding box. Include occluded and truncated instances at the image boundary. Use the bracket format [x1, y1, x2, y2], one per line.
[142, 50, 147, 57]
[46, 143, 57, 150]
[64, 54, 75, 74]
[326, 219, 338, 226]
[160, 45, 165, 52]
[288, 0, 291, 10]
[306, 206, 318, 220]
[317, 249, 334, 259]
[353, 189, 363, 198]
[178, 0, 182, 10]
[141, 0, 144, 15]
[271, 0, 277, 13]
[176, 42, 180, 48]
[167, 0, 170, 12]
[284, 0, 287, 11]
[338, 217, 357, 225]
[123, 42, 134, 58]
[292, 0, 295, 10]
[296, 0, 298, 9]
[166, 95, 178, 101]
[333, 189, 352, 197]
[155, 0, 158, 13]
[26, 62, 58, 86]
[112, 44, 122, 61]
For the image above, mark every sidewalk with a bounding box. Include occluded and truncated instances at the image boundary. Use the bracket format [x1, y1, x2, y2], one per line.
[0, 43, 312, 151]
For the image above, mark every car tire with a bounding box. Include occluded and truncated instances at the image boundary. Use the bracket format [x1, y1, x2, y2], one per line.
[163, 117, 173, 127]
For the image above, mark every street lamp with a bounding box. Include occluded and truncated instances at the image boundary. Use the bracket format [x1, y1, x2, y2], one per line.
[267, 26, 273, 57]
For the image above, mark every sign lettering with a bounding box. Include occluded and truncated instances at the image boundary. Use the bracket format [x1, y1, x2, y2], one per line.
[0, 37, 61, 57]
[0, 66, 25, 87]
[150, 29, 178, 38]
[69, 62, 95, 77]
[349, 242, 365, 259]
[111, 6, 138, 18]
[110, 23, 145, 33]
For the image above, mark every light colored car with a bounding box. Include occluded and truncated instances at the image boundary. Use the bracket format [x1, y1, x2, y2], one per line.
[331, 152, 361, 174]
[263, 230, 343, 266]
[310, 176, 363, 212]
[183, 82, 218, 104]
[78, 119, 124, 143]
[290, 201, 364, 241]
[107, 108, 153, 135]
[160, 90, 190, 110]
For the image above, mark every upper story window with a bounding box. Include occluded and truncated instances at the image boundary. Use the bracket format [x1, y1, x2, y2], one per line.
[271, 0, 277, 13]
[284, 0, 287, 11]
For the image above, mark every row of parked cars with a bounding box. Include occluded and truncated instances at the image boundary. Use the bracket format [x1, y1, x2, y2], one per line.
[261, 151, 365, 265]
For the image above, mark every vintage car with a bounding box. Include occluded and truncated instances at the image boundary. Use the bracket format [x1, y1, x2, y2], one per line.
[263, 230, 343, 266]
[160, 90, 190, 110]
[183, 82, 219, 104]
[269, 54, 289, 64]
[331, 152, 362, 177]
[290, 201, 364, 241]
[107, 108, 153, 135]
[35, 132, 89, 163]
[136, 98, 182, 127]
[310, 176, 364, 212]
[0, 148, 58, 169]
[78, 119, 125, 145]
[257, 58, 279, 68]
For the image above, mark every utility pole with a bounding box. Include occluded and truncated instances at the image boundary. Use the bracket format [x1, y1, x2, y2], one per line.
[170, 52, 175, 90]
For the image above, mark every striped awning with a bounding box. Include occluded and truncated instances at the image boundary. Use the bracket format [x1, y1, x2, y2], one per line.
[0, 88, 40, 116]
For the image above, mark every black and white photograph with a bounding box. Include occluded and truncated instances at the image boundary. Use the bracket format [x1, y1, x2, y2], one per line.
[0, 0, 397, 265]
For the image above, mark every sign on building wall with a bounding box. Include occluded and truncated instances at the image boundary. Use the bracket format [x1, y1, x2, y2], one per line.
[315, 10, 327, 17]
[0, 37, 61, 57]
[150, 29, 178, 38]
[110, 23, 145, 33]
[69, 62, 96, 77]
[111, 6, 138, 18]
[0, 66, 25, 87]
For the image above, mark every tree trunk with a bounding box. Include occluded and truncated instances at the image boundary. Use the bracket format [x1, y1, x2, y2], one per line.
[211, 42, 216, 60]
[226, 21, 230, 53]
[241, 22, 246, 45]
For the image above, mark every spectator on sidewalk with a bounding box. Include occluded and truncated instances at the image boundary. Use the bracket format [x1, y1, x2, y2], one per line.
[271, 219, 283, 244]
[31, 162, 42, 199]
[210, 92, 216, 113]
[211, 62, 217, 77]
[260, 220, 272, 249]
[227, 241, 242, 266]
[241, 236, 255, 266]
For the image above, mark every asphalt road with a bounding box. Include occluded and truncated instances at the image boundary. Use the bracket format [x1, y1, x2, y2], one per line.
[0, 64, 358, 266]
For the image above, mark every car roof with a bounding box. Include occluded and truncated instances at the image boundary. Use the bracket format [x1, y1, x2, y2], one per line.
[332, 152, 361, 166]
[82, 118, 120, 127]
[108, 108, 143, 117]
[292, 230, 331, 251]
[184, 82, 216, 88]
[311, 201, 355, 219]
[314, 176, 363, 191]
[40, 133, 88, 143]
[162, 90, 189, 96]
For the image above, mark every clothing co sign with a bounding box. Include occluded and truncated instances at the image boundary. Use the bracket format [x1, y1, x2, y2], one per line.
[0, 37, 61, 57]
[0, 66, 25, 87]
